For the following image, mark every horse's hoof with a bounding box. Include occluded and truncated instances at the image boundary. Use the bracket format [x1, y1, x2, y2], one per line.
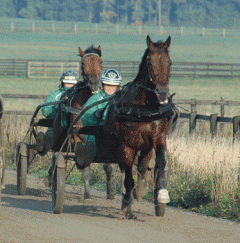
[157, 189, 170, 204]
[121, 195, 134, 211]
[43, 176, 51, 187]
[84, 193, 91, 200]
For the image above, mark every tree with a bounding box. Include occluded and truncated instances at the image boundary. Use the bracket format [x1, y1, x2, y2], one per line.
[18, 0, 43, 19]
[99, 0, 117, 23]
[85, 0, 98, 23]
[132, 0, 144, 24]
[0, 0, 17, 17]
[59, 0, 88, 22]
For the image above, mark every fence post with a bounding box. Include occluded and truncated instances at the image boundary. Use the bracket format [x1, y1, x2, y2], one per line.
[32, 22, 35, 33]
[75, 23, 77, 34]
[180, 27, 183, 36]
[202, 27, 205, 37]
[11, 22, 14, 32]
[26, 61, 30, 79]
[95, 24, 98, 34]
[233, 116, 240, 143]
[116, 24, 118, 35]
[44, 62, 47, 78]
[139, 24, 141, 35]
[160, 26, 163, 35]
[194, 63, 197, 79]
[223, 28, 225, 38]
[210, 114, 218, 138]
[189, 99, 197, 134]
[220, 97, 225, 134]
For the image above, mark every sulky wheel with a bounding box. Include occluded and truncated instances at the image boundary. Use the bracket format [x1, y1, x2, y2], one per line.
[16, 143, 29, 195]
[52, 153, 66, 214]
[0, 156, 5, 190]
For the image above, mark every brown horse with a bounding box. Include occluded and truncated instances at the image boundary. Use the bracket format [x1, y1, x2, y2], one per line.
[52, 45, 102, 152]
[104, 35, 175, 217]
[50, 45, 102, 199]
[52, 45, 118, 199]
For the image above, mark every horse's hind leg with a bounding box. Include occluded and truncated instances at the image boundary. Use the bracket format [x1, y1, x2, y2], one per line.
[82, 166, 91, 199]
[154, 144, 170, 217]
[103, 164, 119, 200]
[135, 148, 153, 201]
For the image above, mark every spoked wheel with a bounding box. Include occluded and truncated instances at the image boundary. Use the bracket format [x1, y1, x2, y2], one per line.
[0, 156, 5, 190]
[52, 153, 66, 214]
[16, 143, 29, 195]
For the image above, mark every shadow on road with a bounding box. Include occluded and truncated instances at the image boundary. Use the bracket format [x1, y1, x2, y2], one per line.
[1, 183, 148, 221]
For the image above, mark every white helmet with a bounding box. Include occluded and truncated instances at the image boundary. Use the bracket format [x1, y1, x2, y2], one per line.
[101, 69, 122, 85]
[60, 70, 78, 87]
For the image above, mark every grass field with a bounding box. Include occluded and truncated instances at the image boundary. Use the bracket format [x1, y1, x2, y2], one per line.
[1, 32, 240, 63]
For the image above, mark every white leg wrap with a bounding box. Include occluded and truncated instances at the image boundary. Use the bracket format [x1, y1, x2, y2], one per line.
[157, 189, 170, 203]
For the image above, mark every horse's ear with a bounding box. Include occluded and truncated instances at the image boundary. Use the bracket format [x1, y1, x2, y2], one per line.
[147, 35, 153, 49]
[164, 36, 171, 49]
[78, 47, 85, 57]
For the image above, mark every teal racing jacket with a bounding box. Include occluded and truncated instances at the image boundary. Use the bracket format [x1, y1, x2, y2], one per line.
[82, 89, 112, 144]
[42, 87, 69, 119]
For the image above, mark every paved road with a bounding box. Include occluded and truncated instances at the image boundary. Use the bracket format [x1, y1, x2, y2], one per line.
[0, 170, 239, 243]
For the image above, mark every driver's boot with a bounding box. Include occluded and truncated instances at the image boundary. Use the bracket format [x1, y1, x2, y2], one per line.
[75, 141, 96, 170]
[36, 129, 53, 156]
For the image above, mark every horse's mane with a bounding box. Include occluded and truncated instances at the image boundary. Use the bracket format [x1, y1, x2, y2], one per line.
[133, 40, 168, 83]
[84, 45, 102, 57]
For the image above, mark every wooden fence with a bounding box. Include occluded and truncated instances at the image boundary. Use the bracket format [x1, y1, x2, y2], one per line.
[2, 94, 240, 142]
[1, 59, 240, 79]
[1, 19, 240, 38]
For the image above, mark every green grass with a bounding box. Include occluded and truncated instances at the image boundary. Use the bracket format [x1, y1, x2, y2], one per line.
[1, 32, 240, 63]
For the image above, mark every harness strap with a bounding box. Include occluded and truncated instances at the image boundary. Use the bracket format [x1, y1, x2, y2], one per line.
[114, 100, 176, 122]
[62, 104, 82, 115]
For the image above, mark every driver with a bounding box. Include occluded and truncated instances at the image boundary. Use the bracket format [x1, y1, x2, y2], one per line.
[36, 70, 78, 155]
[75, 69, 122, 169]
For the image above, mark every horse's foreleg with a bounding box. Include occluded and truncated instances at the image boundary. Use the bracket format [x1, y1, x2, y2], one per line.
[122, 165, 134, 210]
[154, 144, 170, 216]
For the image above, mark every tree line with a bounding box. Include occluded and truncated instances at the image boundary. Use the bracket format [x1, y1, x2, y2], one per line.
[1, 0, 240, 28]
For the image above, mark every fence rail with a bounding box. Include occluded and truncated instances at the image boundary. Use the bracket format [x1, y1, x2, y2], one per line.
[2, 94, 240, 141]
[1, 59, 240, 79]
[1, 19, 240, 38]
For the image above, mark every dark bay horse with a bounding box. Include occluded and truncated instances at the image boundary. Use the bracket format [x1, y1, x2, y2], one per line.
[104, 35, 175, 217]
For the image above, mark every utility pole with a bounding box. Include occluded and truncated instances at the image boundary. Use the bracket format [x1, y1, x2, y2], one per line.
[159, 0, 161, 26]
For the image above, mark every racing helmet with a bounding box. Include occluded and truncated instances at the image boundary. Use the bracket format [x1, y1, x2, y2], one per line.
[60, 70, 78, 87]
[101, 69, 122, 86]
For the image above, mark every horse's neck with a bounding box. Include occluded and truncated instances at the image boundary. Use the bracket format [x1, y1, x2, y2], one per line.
[72, 87, 92, 108]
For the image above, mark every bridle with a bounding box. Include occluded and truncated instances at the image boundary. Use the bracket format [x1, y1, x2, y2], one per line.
[81, 52, 102, 92]
[135, 49, 171, 102]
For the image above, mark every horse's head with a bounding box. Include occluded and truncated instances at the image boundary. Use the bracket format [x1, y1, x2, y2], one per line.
[146, 35, 172, 104]
[78, 45, 102, 94]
